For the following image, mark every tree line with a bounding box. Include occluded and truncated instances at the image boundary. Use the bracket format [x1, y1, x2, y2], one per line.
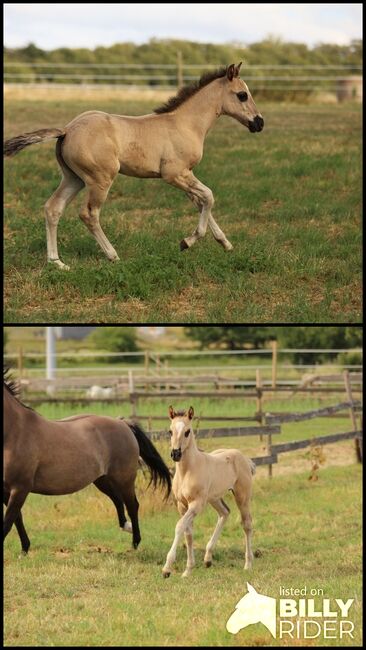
[4, 37, 362, 100]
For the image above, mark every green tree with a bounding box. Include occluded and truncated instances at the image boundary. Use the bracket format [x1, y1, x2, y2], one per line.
[184, 326, 276, 349]
[277, 326, 352, 363]
[87, 327, 139, 362]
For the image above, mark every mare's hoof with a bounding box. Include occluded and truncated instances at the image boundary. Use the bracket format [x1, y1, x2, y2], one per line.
[180, 239, 189, 251]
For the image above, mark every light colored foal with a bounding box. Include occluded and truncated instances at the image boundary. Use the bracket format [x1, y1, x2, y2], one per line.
[4, 62, 263, 269]
[163, 406, 255, 578]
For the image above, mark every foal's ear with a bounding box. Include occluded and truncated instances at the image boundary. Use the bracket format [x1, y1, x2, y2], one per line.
[188, 406, 194, 420]
[169, 405, 176, 419]
[227, 63, 236, 81]
[235, 62, 242, 76]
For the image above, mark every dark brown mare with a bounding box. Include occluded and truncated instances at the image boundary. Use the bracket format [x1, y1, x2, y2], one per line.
[3, 371, 171, 553]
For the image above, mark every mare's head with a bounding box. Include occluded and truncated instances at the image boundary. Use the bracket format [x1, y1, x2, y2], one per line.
[168, 405, 194, 462]
[221, 62, 264, 133]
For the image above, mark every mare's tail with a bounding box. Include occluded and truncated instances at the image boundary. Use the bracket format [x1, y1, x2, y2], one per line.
[4, 128, 65, 157]
[249, 458, 256, 475]
[124, 420, 172, 498]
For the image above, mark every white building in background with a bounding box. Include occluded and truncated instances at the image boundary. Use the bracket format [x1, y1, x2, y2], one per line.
[139, 327, 166, 338]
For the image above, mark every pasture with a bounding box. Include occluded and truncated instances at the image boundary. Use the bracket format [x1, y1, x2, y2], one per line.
[4, 397, 362, 646]
[4, 97, 362, 323]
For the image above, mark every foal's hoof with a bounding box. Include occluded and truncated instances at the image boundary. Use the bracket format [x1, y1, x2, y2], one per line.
[180, 239, 189, 251]
[109, 254, 120, 262]
[204, 560, 212, 568]
[49, 259, 70, 271]
[162, 571, 171, 578]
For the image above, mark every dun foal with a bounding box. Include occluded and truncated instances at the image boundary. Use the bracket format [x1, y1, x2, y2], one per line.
[4, 62, 263, 269]
[163, 406, 255, 578]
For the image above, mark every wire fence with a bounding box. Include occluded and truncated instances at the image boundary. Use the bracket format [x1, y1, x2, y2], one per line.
[4, 60, 363, 100]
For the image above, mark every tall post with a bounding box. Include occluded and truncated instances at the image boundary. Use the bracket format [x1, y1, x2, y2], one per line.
[128, 369, 136, 417]
[46, 327, 56, 380]
[177, 50, 183, 90]
[271, 339, 278, 390]
[46, 326, 56, 397]
[343, 370, 361, 462]
[256, 368, 263, 441]
[18, 346, 23, 379]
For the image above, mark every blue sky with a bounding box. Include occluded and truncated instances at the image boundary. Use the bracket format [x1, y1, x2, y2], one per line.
[4, 3, 363, 50]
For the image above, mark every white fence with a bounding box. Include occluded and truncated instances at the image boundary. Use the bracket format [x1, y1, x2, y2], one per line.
[4, 61, 363, 98]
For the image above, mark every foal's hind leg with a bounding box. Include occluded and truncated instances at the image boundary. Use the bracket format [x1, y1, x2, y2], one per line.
[203, 498, 230, 568]
[79, 176, 120, 262]
[45, 164, 84, 270]
[3, 491, 30, 554]
[233, 486, 253, 570]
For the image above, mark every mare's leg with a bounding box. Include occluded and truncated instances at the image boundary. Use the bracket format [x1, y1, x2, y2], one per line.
[3, 487, 29, 543]
[79, 173, 120, 262]
[3, 491, 30, 554]
[94, 476, 132, 535]
[233, 485, 253, 570]
[163, 169, 233, 251]
[106, 478, 141, 549]
[45, 144, 85, 269]
[162, 499, 203, 578]
[177, 502, 195, 578]
[203, 498, 230, 568]
[121, 485, 140, 549]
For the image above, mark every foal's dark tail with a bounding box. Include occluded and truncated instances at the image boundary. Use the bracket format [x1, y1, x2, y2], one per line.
[125, 420, 172, 498]
[4, 128, 65, 157]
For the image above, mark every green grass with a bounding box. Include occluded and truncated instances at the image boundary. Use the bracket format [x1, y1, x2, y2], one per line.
[4, 464, 362, 646]
[4, 100, 362, 323]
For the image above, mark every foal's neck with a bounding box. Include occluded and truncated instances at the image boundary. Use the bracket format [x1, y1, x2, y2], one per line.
[178, 434, 200, 474]
[175, 79, 223, 140]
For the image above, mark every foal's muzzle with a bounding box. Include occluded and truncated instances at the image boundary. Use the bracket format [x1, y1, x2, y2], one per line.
[248, 115, 264, 133]
[171, 448, 182, 462]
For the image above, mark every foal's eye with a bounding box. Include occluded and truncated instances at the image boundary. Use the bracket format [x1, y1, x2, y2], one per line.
[184, 429, 190, 438]
[237, 91, 248, 102]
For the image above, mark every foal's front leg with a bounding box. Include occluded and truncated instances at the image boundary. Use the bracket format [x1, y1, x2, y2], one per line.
[204, 498, 230, 568]
[164, 169, 233, 251]
[162, 500, 202, 578]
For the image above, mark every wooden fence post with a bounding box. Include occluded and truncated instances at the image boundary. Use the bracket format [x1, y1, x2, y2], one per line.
[343, 370, 362, 462]
[177, 50, 183, 89]
[256, 368, 263, 443]
[18, 346, 23, 380]
[128, 370, 136, 417]
[271, 340, 277, 390]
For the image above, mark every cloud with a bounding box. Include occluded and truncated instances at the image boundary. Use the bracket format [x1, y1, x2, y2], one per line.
[4, 3, 363, 49]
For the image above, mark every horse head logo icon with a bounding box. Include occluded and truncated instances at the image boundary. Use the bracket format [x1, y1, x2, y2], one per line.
[226, 582, 276, 638]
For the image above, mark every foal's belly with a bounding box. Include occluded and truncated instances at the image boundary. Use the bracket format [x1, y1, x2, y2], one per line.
[118, 144, 162, 178]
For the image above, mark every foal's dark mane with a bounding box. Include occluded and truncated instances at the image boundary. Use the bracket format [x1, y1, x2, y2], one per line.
[3, 367, 33, 410]
[154, 66, 228, 114]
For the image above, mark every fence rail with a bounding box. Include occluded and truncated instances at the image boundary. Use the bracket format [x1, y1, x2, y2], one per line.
[3, 59, 362, 99]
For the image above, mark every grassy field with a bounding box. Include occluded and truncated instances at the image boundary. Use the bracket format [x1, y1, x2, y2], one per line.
[4, 461, 362, 646]
[4, 98, 362, 323]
